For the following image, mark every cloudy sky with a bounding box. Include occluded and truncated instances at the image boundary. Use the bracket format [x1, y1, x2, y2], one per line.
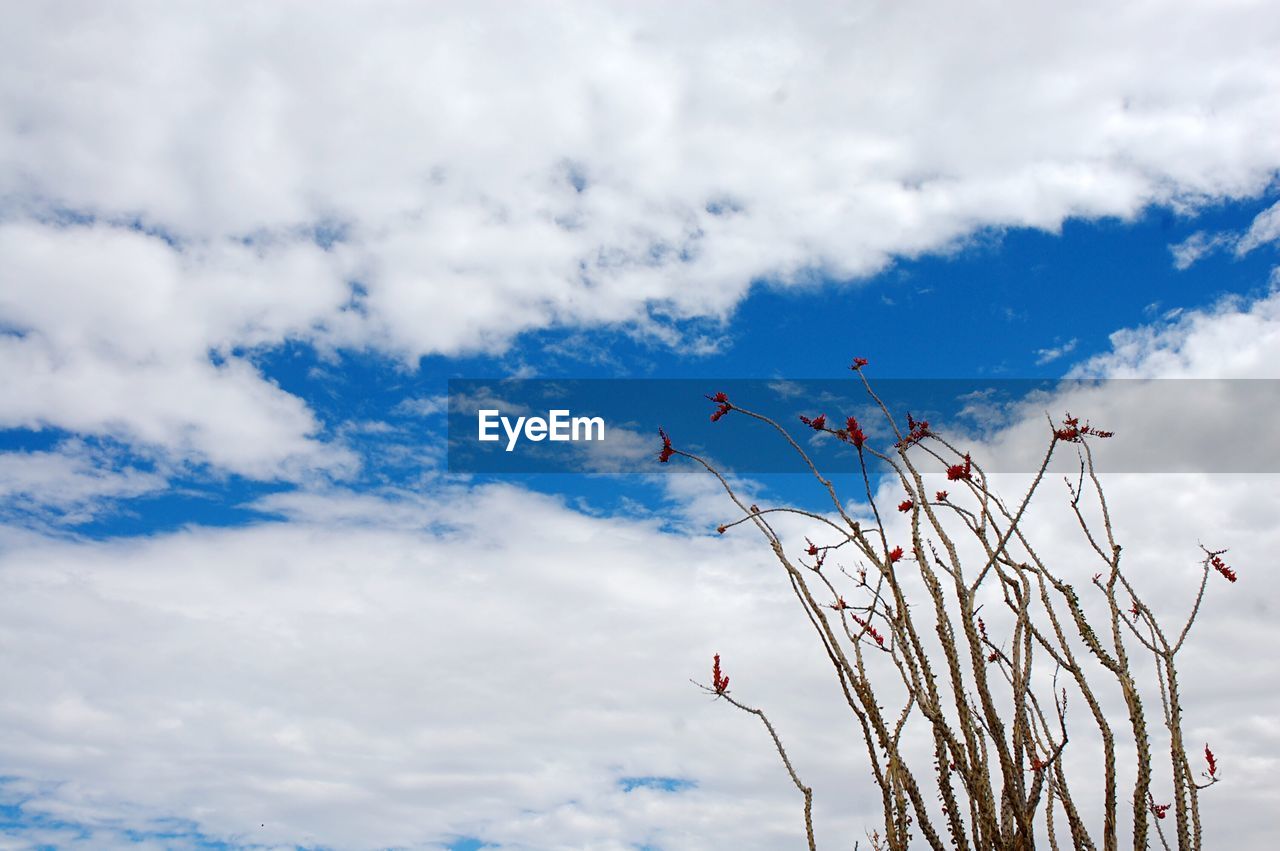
[1, 2, 1279, 848]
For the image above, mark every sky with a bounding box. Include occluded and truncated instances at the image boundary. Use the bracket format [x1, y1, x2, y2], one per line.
[1, 2, 1279, 848]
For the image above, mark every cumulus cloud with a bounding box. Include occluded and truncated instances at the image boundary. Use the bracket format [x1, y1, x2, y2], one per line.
[0, 440, 166, 527]
[3, 1, 1280, 474]
[2, 3, 1280, 848]
[0, 222, 358, 478]
[1033, 336, 1078, 365]
[1068, 286, 1280, 379]
[1169, 230, 1234, 270]
[1236, 199, 1280, 256]
[1168, 199, 1280, 269]
[926, 287, 1280, 480]
[0, 483, 874, 850]
[393, 396, 449, 419]
[2, 258, 1280, 848]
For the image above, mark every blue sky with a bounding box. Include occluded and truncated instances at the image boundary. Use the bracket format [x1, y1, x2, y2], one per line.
[7, 196, 1274, 539]
[3, 3, 1280, 849]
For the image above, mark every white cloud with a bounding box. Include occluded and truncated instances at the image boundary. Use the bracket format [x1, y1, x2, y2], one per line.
[393, 396, 449, 418]
[1033, 336, 1078, 365]
[1, 4, 1280, 847]
[0, 223, 357, 479]
[2, 278, 1280, 848]
[1168, 201, 1280, 268]
[0, 440, 165, 527]
[932, 287, 1280, 479]
[1068, 286, 1280, 379]
[1169, 230, 1234, 270]
[0, 483, 875, 850]
[3, 0, 1280, 361]
[3, 1, 1280, 473]
[1236, 199, 1280, 256]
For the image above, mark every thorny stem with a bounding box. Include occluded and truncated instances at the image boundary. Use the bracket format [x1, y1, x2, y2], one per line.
[694, 679, 817, 851]
[672, 378, 1227, 850]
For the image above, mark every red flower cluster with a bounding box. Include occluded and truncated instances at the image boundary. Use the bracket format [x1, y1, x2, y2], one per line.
[897, 412, 930, 447]
[851, 614, 885, 647]
[1151, 801, 1171, 820]
[897, 499, 914, 512]
[1028, 756, 1047, 774]
[851, 357, 869, 370]
[1054, 413, 1115, 442]
[657, 427, 674, 463]
[842, 416, 867, 449]
[946, 453, 973, 481]
[712, 653, 730, 695]
[987, 650, 1000, 663]
[1205, 744, 1218, 778]
[1129, 598, 1141, 617]
[935, 490, 948, 501]
[1210, 554, 1237, 583]
[977, 617, 988, 642]
[707, 391, 732, 422]
[799, 413, 827, 430]
[887, 546, 904, 563]
[805, 539, 827, 569]
[832, 596, 849, 610]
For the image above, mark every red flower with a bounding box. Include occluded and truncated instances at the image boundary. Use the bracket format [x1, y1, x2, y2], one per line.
[946, 453, 972, 481]
[1210, 554, 1237, 583]
[805, 538, 819, 556]
[887, 546, 904, 563]
[799, 413, 827, 430]
[1055, 412, 1114, 442]
[897, 412, 931, 447]
[707, 391, 732, 422]
[851, 614, 885, 646]
[844, 416, 867, 449]
[1151, 802, 1171, 820]
[1129, 599, 1141, 617]
[987, 650, 1000, 663]
[1205, 744, 1218, 778]
[977, 617, 988, 641]
[716, 525, 727, 534]
[897, 499, 914, 512]
[851, 357, 869, 370]
[712, 653, 730, 695]
[657, 427, 674, 463]
[935, 491, 948, 501]
[1028, 756, 1047, 773]
[832, 596, 849, 610]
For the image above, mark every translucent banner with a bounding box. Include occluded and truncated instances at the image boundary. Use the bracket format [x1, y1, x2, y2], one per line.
[446, 378, 1278, 475]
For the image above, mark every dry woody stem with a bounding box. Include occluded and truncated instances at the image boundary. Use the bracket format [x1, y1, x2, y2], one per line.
[667, 362, 1227, 850]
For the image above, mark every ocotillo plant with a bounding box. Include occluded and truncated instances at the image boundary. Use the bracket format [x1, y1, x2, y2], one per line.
[662, 361, 1228, 851]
